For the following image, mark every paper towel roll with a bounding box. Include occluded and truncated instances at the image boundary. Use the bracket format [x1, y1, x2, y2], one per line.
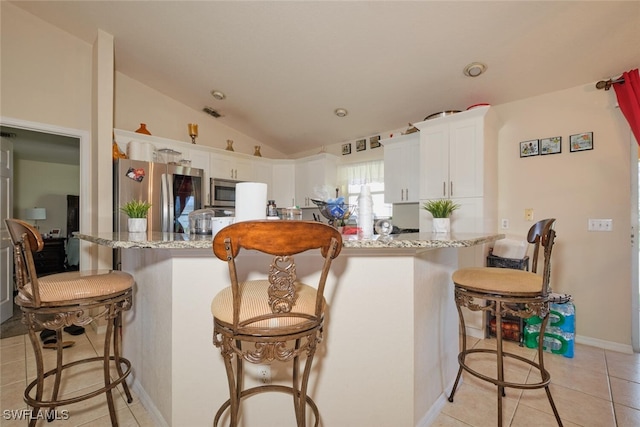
[127, 140, 156, 162]
[235, 182, 268, 222]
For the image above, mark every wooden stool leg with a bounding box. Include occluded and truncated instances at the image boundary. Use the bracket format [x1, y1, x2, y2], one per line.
[113, 313, 133, 403]
[496, 305, 504, 427]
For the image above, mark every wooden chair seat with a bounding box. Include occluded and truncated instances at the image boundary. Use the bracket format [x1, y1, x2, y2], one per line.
[452, 266, 543, 297]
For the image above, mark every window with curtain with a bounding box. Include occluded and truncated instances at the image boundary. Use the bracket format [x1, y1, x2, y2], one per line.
[337, 160, 392, 219]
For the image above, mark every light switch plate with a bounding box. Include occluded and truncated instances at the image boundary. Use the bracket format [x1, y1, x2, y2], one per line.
[588, 219, 613, 232]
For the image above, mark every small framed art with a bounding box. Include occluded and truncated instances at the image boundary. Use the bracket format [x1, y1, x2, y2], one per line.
[570, 132, 593, 152]
[540, 136, 561, 155]
[342, 143, 351, 155]
[520, 140, 539, 157]
[370, 135, 381, 148]
[356, 139, 366, 152]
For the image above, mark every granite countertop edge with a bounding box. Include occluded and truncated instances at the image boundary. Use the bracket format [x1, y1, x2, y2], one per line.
[76, 232, 505, 250]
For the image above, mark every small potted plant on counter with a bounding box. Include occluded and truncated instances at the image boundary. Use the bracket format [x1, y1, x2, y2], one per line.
[120, 200, 152, 232]
[422, 199, 460, 233]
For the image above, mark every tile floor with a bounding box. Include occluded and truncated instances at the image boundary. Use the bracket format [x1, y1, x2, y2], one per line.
[2, 330, 640, 426]
[433, 336, 640, 427]
[1, 327, 155, 426]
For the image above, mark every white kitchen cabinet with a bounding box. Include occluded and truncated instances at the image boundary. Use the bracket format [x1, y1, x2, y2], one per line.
[210, 151, 253, 181]
[417, 106, 498, 200]
[271, 160, 296, 208]
[382, 133, 420, 203]
[294, 153, 338, 207]
[415, 106, 499, 234]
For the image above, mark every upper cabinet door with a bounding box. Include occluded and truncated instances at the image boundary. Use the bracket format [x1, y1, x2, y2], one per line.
[383, 133, 420, 203]
[419, 122, 450, 199]
[448, 117, 483, 198]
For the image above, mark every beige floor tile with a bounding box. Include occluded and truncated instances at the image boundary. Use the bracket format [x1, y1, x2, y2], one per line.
[519, 383, 616, 426]
[1, 378, 27, 412]
[442, 380, 518, 426]
[615, 403, 640, 427]
[128, 402, 157, 427]
[1, 359, 25, 387]
[610, 376, 640, 410]
[511, 402, 582, 427]
[537, 354, 611, 401]
[76, 406, 138, 427]
[607, 350, 640, 384]
[431, 412, 474, 426]
[0, 335, 25, 349]
[1, 341, 26, 365]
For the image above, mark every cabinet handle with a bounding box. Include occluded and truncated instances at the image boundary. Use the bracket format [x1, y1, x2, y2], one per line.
[450, 182, 453, 197]
[230, 169, 234, 179]
[406, 188, 409, 200]
[442, 182, 446, 197]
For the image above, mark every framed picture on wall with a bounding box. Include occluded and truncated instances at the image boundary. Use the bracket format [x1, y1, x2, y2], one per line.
[570, 132, 593, 152]
[370, 135, 381, 148]
[356, 139, 366, 152]
[540, 136, 561, 155]
[519, 140, 539, 157]
[342, 143, 351, 155]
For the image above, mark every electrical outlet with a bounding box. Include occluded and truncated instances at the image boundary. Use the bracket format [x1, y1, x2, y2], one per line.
[501, 219, 509, 229]
[588, 219, 613, 232]
[257, 365, 271, 384]
[524, 209, 534, 221]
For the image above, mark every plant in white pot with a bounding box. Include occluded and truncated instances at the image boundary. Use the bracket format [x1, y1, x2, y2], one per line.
[422, 199, 460, 233]
[120, 200, 152, 232]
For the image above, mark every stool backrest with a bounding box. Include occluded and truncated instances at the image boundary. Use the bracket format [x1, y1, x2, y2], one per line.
[526, 218, 556, 295]
[212, 220, 342, 332]
[4, 218, 44, 307]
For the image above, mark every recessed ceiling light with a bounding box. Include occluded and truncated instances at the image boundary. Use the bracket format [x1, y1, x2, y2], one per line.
[211, 90, 226, 100]
[334, 108, 348, 117]
[463, 62, 487, 77]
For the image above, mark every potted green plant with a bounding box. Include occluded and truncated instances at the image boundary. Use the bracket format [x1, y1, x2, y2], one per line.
[422, 199, 460, 233]
[120, 200, 151, 232]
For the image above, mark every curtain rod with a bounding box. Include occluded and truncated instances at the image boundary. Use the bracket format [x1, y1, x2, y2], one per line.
[596, 77, 625, 91]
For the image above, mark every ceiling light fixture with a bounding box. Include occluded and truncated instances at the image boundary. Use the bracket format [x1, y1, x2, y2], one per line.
[463, 62, 487, 77]
[334, 108, 348, 118]
[211, 90, 226, 100]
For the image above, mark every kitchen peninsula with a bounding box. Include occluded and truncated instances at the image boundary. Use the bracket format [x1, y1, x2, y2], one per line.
[77, 229, 503, 427]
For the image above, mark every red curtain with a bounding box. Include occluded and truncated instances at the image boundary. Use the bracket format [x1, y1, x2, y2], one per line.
[613, 68, 640, 145]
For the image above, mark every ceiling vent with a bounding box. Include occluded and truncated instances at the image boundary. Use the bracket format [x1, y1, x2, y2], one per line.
[202, 106, 222, 118]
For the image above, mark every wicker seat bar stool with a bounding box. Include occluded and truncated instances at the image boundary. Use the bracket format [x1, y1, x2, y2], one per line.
[448, 218, 562, 426]
[5, 219, 134, 427]
[211, 220, 342, 427]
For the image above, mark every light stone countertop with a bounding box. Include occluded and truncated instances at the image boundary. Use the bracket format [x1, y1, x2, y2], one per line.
[76, 230, 504, 250]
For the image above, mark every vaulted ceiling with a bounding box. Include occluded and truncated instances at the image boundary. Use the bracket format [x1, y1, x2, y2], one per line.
[9, 1, 640, 156]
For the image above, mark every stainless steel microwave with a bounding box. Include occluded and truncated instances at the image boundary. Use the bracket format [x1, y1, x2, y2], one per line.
[210, 178, 241, 207]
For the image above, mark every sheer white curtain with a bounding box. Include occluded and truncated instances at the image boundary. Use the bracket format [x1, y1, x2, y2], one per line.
[337, 160, 391, 218]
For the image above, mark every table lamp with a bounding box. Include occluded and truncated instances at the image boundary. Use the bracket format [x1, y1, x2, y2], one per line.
[25, 207, 46, 231]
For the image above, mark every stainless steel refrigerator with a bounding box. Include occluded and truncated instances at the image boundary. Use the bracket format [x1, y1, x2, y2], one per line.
[113, 159, 204, 233]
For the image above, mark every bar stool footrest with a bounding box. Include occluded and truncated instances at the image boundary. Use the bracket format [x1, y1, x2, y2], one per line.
[214, 384, 319, 427]
[458, 348, 551, 390]
[24, 356, 132, 407]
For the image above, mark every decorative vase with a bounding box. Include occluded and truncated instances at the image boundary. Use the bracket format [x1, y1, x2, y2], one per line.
[253, 145, 262, 157]
[135, 123, 151, 135]
[225, 140, 235, 152]
[432, 218, 450, 234]
[128, 218, 147, 233]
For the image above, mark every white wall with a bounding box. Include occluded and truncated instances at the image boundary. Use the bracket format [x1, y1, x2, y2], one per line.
[1, 2, 637, 351]
[13, 159, 79, 237]
[495, 84, 633, 350]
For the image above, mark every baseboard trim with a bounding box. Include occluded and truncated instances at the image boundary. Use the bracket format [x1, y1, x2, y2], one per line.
[130, 379, 169, 427]
[575, 334, 634, 354]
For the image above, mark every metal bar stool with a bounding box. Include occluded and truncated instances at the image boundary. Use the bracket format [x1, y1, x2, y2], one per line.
[448, 218, 563, 426]
[5, 219, 134, 426]
[211, 220, 342, 426]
